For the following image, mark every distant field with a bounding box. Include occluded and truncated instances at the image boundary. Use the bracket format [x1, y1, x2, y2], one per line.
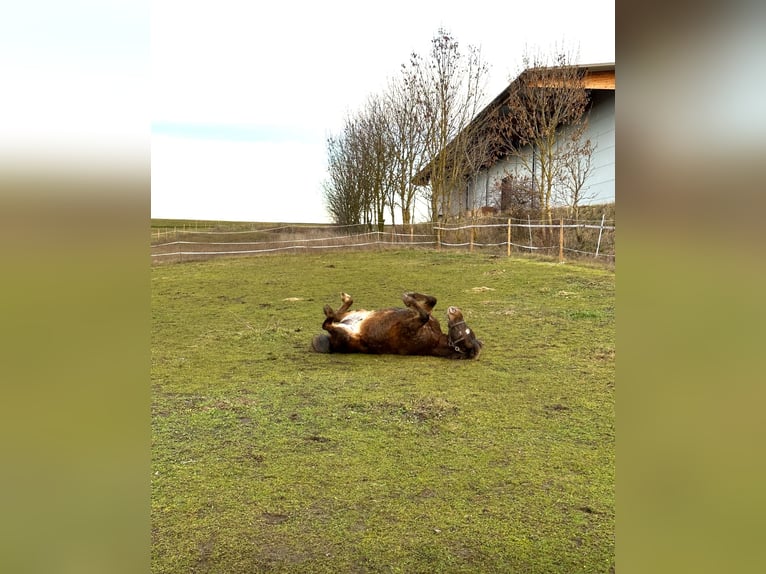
[151, 218, 268, 229]
[151, 218, 328, 235]
[152, 250, 615, 572]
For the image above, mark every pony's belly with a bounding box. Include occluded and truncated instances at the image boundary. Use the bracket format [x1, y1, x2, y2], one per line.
[336, 311, 373, 335]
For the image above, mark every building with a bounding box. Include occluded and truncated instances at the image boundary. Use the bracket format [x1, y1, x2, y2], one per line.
[417, 62, 615, 218]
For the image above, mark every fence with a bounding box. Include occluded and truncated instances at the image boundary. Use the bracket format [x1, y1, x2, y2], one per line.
[150, 217, 615, 264]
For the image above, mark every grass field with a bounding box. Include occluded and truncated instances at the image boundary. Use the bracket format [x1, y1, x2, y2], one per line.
[151, 250, 615, 573]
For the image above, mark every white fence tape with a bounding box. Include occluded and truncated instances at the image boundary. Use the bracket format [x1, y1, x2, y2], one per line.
[151, 239, 438, 258]
[151, 221, 614, 261]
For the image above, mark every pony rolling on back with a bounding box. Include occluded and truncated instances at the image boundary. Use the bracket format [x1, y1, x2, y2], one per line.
[311, 292, 482, 359]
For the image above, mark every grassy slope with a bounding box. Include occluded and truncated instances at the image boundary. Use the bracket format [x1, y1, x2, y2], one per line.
[152, 251, 614, 573]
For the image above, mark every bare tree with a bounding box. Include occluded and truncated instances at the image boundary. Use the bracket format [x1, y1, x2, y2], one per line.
[323, 96, 398, 230]
[385, 71, 428, 230]
[556, 135, 597, 232]
[357, 95, 397, 231]
[324, 29, 490, 227]
[497, 49, 590, 239]
[323, 128, 364, 226]
[407, 29, 489, 222]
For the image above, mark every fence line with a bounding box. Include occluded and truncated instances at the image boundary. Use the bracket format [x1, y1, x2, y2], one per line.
[152, 230, 435, 249]
[151, 239, 439, 258]
[151, 218, 615, 263]
[434, 222, 615, 231]
[152, 217, 615, 240]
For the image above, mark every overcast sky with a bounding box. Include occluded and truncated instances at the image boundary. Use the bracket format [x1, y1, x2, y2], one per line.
[151, 1, 615, 223]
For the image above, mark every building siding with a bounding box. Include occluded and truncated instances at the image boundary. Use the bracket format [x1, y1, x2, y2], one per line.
[584, 91, 615, 205]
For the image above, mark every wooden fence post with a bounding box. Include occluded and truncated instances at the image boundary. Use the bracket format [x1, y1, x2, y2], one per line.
[507, 218, 511, 257]
[559, 217, 564, 263]
[469, 224, 474, 253]
[527, 215, 533, 250]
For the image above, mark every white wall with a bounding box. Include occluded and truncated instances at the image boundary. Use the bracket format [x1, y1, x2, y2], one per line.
[583, 91, 615, 204]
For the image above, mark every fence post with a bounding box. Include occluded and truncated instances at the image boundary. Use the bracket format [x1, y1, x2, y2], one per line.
[469, 224, 474, 253]
[527, 215, 533, 250]
[559, 217, 564, 262]
[507, 218, 511, 257]
[595, 213, 606, 257]
[436, 226, 441, 250]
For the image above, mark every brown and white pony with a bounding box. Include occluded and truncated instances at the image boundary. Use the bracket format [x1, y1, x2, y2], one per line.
[311, 292, 482, 359]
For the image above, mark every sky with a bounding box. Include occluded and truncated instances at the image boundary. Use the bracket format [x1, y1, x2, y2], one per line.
[151, 0, 614, 223]
[1, 1, 613, 224]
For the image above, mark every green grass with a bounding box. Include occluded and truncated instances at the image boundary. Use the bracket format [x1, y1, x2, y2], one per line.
[152, 251, 614, 573]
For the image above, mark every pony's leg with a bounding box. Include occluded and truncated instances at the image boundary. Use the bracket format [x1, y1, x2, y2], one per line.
[401, 292, 436, 322]
[323, 292, 353, 321]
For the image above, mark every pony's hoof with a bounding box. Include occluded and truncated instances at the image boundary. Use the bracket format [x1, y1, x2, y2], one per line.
[311, 334, 331, 353]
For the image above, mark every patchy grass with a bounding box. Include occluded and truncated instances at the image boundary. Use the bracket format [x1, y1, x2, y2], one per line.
[152, 251, 614, 573]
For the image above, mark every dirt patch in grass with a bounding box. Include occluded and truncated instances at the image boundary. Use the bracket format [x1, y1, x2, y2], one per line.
[409, 396, 458, 421]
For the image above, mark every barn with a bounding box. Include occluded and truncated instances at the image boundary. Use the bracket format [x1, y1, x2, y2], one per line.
[417, 62, 615, 218]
